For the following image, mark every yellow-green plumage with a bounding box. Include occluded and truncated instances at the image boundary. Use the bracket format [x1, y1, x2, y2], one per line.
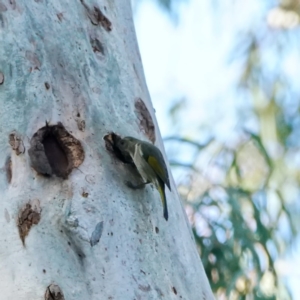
[115, 136, 171, 221]
[147, 155, 169, 220]
[156, 177, 168, 221]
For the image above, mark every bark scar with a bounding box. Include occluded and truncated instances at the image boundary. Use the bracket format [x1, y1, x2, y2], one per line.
[18, 200, 41, 246]
[80, 0, 112, 31]
[135, 98, 155, 143]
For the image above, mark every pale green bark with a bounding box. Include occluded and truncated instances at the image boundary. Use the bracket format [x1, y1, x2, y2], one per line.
[0, 1, 213, 299]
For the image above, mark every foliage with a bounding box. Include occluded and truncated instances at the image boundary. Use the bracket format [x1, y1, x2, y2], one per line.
[161, 0, 300, 299]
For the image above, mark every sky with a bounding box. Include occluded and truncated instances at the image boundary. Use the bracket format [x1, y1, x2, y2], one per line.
[134, 1, 233, 137]
[134, 0, 265, 141]
[133, 0, 299, 298]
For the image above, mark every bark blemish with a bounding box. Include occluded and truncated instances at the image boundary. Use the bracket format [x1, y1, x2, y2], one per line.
[74, 111, 85, 131]
[155, 287, 164, 297]
[90, 37, 104, 54]
[45, 82, 50, 90]
[91, 6, 112, 30]
[5, 208, 10, 223]
[28, 122, 85, 178]
[66, 241, 86, 263]
[135, 98, 155, 143]
[104, 132, 133, 164]
[8, 0, 16, 10]
[5, 156, 12, 183]
[90, 221, 104, 247]
[57, 12, 64, 22]
[172, 287, 177, 295]
[155, 227, 159, 234]
[0, 3, 7, 12]
[0, 71, 4, 84]
[62, 222, 86, 263]
[45, 284, 65, 300]
[80, 0, 112, 31]
[25, 50, 41, 71]
[9, 131, 25, 155]
[18, 200, 41, 245]
[138, 284, 151, 292]
[76, 119, 85, 132]
[74, 111, 85, 132]
[81, 190, 88, 198]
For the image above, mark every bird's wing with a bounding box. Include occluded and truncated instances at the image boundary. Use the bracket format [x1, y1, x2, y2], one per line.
[139, 142, 171, 191]
[146, 155, 170, 191]
[147, 156, 164, 179]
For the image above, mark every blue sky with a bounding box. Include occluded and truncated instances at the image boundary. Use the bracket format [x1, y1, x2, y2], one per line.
[134, 0, 266, 140]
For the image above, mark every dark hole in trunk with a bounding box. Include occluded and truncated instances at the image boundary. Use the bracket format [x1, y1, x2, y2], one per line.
[29, 122, 84, 179]
[43, 134, 69, 178]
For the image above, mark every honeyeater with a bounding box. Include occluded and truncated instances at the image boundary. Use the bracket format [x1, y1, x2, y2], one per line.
[115, 136, 171, 221]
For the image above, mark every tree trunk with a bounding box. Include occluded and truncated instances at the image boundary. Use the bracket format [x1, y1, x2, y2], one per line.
[0, 1, 213, 299]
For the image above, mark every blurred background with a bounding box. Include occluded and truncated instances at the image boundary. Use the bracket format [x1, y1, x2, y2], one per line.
[133, 0, 300, 299]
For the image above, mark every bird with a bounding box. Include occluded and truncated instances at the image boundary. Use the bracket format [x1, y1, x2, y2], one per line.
[115, 136, 171, 221]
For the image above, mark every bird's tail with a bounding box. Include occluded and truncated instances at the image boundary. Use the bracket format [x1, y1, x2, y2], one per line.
[157, 178, 168, 221]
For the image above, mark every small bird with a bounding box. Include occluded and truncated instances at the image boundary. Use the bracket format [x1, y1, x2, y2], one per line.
[115, 136, 171, 221]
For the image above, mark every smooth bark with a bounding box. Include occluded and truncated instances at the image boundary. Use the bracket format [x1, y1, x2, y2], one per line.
[0, 1, 214, 299]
